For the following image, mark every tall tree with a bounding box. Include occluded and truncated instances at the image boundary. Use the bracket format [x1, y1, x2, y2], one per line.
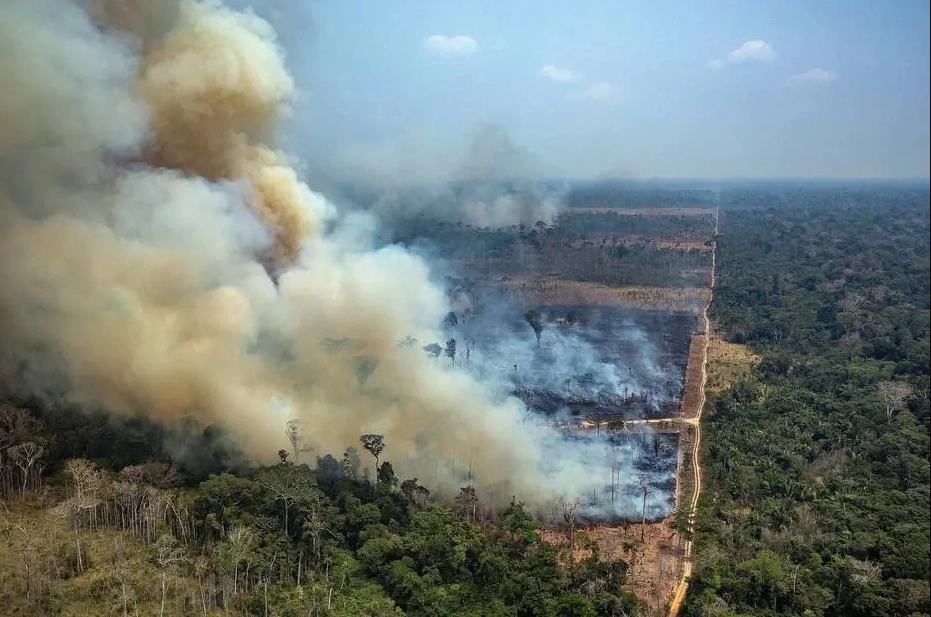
[877, 380, 913, 421]
[637, 476, 651, 541]
[360, 434, 386, 472]
[444, 338, 457, 365]
[455, 485, 479, 522]
[153, 533, 187, 617]
[256, 465, 317, 534]
[6, 442, 44, 496]
[285, 420, 302, 463]
[524, 309, 544, 346]
[422, 342, 442, 360]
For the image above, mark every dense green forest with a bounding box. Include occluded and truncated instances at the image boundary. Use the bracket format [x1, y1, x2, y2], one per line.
[0, 405, 639, 616]
[3, 183, 927, 616]
[684, 194, 931, 616]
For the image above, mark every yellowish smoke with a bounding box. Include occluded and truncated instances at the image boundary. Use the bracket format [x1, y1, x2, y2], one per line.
[0, 0, 597, 504]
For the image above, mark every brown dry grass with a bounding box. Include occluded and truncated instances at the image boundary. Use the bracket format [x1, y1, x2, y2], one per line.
[501, 277, 709, 312]
[706, 336, 761, 393]
[539, 521, 685, 616]
[678, 335, 706, 420]
[569, 208, 715, 217]
[0, 505, 206, 617]
[655, 240, 712, 251]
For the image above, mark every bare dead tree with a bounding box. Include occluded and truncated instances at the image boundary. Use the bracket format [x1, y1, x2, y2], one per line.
[223, 525, 255, 596]
[877, 381, 912, 421]
[638, 476, 651, 542]
[14, 525, 38, 603]
[154, 533, 187, 617]
[838, 292, 865, 313]
[7, 442, 45, 497]
[193, 555, 211, 617]
[285, 420, 302, 464]
[50, 459, 104, 572]
[605, 445, 622, 506]
[65, 458, 104, 531]
[0, 451, 9, 502]
[557, 495, 582, 550]
[111, 545, 137, 617]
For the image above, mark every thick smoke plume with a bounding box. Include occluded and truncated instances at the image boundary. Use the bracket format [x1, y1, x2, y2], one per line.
[0, 0, 669, 518]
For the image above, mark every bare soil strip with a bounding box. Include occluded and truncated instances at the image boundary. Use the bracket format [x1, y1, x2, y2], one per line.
[678, 335, 707, 421]
[666, 209, 717, 617]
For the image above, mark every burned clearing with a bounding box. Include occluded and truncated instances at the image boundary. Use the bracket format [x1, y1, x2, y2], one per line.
[459, 303, 696, 420]
[437, 292, 694, 521]
[366, 185, 716, 525]
[573, 431, 680, 523]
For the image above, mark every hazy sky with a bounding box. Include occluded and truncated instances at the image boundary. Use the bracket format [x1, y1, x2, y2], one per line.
[257, 0, 930, 180]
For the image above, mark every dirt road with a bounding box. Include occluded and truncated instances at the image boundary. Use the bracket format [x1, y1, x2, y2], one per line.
[667, 208, 718, 617]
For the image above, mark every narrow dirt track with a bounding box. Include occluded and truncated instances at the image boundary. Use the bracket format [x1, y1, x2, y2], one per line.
[667, 208, 718, 617]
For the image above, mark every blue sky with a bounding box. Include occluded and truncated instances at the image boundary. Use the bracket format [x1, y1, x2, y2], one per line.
[262, 0, 930, 180]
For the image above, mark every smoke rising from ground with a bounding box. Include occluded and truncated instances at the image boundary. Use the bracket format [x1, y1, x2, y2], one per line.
[322, 125, 566, 229]
[0, 0, 679, 521]
[455, 302, 680, 415]
[438, 296, 681, 519]
[0, 0, 653, 514]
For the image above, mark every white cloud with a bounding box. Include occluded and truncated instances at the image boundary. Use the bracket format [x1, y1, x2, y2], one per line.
[729, 39, 776, 62]
[791, 67, 838, 82]
[574, 82, 620, 101]
[423, 34, 477, 55]
[537, 64, 579, 82]
[707, 39, 775, 68]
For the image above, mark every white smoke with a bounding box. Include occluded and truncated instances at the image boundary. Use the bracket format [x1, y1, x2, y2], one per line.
[323, 125, 566, 229]
[1, 0, 666, 514]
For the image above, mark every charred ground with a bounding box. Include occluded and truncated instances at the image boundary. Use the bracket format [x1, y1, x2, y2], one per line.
[368, 185, 716, 529]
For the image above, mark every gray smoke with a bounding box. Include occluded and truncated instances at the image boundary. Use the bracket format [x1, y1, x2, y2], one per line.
[432, 293, 682, 519]
[321, 125, 566, 229]
[0, 0, 677, 520]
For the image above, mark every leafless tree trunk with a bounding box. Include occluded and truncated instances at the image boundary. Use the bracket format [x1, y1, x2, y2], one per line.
[15, 525, 37, 602]
[154, 534, 185, 617]
[638, 476, 651, 542]
[557, 496, 582, 549]
[877, 381, 912, 421]
[7, 442, 45, 497]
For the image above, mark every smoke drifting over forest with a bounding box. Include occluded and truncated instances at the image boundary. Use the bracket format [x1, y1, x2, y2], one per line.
[320, 125, 566, 229]
[0, 0, 673, 519]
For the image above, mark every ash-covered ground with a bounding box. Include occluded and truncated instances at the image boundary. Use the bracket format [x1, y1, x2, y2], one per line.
[450, 301, 695, 420]
[435, 292, 693, 520]
[572, 432, 679, 523]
